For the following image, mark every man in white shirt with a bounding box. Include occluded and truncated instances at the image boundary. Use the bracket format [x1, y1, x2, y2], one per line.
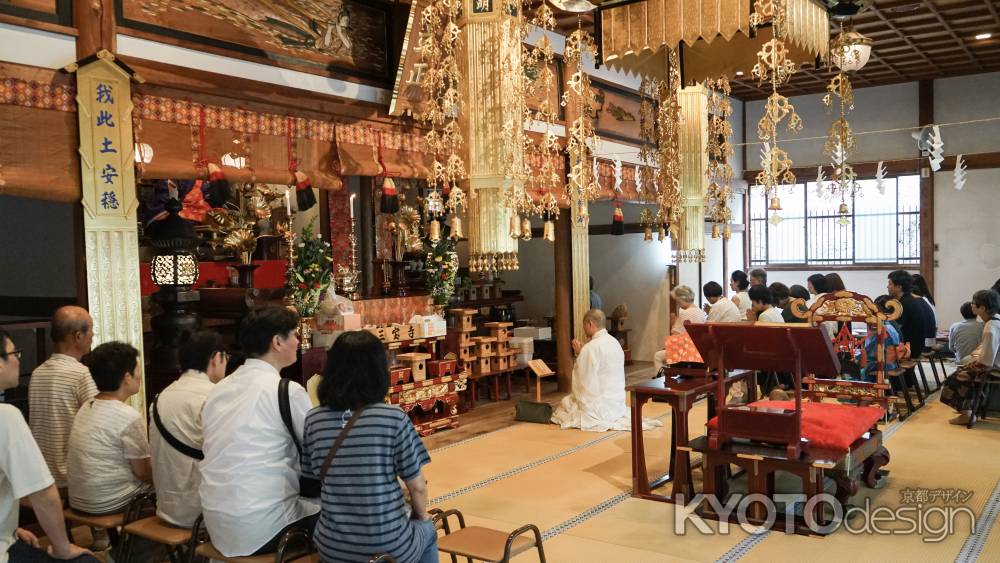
[199, 306, 318, 557]
[949, 302, 983, 363]
[149, 331, 228, 528]
[552, 309, 661, 432]
[28, 306, 97, 490]
[0, 328, 94, 563]
[748, 286, 786, 324]
[702, 282, 741, 323]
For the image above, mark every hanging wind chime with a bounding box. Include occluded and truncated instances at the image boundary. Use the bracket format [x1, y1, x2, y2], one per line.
[561, 15, 601, 226]
[819, 72, 859, 225]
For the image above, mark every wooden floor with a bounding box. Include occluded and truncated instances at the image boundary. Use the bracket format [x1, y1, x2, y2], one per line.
[423, 361, 657, 450]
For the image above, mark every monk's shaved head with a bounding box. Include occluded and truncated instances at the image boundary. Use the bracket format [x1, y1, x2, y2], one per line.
[583, 308, 606, 328]
[51, 306, 92, 344]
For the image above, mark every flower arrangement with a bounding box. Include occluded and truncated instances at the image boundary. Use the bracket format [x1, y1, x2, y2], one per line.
[425, 237, 458, 306]
[286, 219, 333, 317]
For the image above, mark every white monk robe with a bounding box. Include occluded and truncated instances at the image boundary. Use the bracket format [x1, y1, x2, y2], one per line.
[551, 329, 662, 432]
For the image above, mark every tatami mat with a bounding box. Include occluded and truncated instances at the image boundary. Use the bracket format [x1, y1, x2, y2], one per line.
[425, 389, 1000, 562]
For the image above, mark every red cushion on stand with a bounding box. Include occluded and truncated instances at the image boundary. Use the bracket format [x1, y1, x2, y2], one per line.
[707, 400, 884, 452]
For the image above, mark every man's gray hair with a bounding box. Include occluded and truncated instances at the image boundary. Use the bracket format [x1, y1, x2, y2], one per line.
[583, 308, 606, 328]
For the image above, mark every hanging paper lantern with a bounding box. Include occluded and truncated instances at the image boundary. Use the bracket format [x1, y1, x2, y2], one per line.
[611, 205, 625, 235]
[380, 177, 400, 214]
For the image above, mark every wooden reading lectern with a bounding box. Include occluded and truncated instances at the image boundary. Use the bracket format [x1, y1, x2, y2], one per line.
[686, 323, 840, 459]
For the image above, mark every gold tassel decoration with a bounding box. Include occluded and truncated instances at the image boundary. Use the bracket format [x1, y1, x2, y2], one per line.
[520, 217, 532, 241]
[449, 215, 463, 240]
[428, 219, 441, 243]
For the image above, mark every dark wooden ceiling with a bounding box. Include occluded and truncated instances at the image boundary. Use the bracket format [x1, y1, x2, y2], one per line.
[532, 0, 1000, 99]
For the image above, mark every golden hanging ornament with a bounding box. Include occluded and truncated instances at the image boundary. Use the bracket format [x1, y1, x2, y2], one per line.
[520, 217, 533, 241]
[542, 220, 555, 242]
[509, 213, 522, 239]
[449, 215, 463, 240]
[428, 219, 441, 243]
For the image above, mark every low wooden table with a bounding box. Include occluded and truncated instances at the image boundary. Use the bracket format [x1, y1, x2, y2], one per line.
[628, 369, 755, 503]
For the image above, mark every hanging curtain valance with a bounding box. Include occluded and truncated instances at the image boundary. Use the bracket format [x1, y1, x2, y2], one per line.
[335, 122, 432, 179]
[0, 73, 80, 202]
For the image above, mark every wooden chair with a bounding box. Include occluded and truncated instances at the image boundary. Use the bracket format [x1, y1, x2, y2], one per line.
[63, 493, 149, 552]
[187, 515, 313, 563]
[791, 291, 902, 413]
[897, 358, 926, 408]
[967, 368, 1000, 429]
[431, 508, 546, 563]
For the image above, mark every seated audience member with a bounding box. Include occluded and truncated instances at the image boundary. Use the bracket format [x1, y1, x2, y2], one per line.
[784, 285, 811, 323]
[653, 286, 707, 372]
[825, 272, 846, 292]
[861, 296, 903, 382]
[941, 289, 1000, 425]
[1, 328, 96, 563]
[887, 270, 930, 358]
[553, 309, 661, 432]
[302, 331, 437, 563]
[950, 302, 984, 363]
[670, 286, 707, 334]
[28, 306, 97, 492]
[67, 342, 152, 515]
[749, 268, 767, 287]
[806, 273, 830, 306]
[769, 282, 792, 320]
[703, 282, 741, 323]
[200, 306, 319, 557]
[149, 331, 229, 528]
[730, 271, 751, 319]
[912, 273, 939, 347]
[993, 277, 1000, 294]
[748, 286, 785, 323]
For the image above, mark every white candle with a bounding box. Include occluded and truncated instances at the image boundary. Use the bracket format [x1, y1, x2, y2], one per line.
[349, 193, 356, 219]
[285, 189, 292, 215]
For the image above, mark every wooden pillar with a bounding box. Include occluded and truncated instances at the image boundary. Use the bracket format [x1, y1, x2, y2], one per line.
[918, 80, 935, 293]
[74, 0, 116, 57]
[360, 177, 375, 296]
[554, 208, 574, 391]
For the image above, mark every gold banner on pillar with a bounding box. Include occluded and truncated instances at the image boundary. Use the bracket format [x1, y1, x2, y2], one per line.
[69, 51, 147, 417]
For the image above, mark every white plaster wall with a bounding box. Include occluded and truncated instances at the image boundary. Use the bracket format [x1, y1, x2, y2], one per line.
[934, 71, 1000, 156]
[0, 22, 75, 69]
[933, 168, 1000, 328]
[744, 82, 919, 167]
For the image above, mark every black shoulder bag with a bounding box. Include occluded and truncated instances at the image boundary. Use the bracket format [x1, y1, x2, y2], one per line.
[281, 378, 366, 498]
[151, 394, 204, 460]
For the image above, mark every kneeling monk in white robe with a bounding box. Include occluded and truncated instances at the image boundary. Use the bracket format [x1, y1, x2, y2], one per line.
[552, 309, 662, 432]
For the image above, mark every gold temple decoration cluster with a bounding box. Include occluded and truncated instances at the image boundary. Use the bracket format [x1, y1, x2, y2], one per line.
[751, 0, 803, 226]
[414, 0, 467, 239]
[637, 49, 684, 242]
[819, 61, 859, 226]
[561, 18, 601, 226]
[705, 75, 734, 241]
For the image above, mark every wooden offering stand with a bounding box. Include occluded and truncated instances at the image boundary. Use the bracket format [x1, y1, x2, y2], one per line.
[684, 323, 890, 534]
[445, 311, 519, 409]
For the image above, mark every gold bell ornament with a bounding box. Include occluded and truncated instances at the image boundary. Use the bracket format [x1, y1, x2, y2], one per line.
[657, 223, 667, 242]
[838, 202, 850, 215]
[643, 225, 653, 241]
[521, 217, 532, 241]
[542, 211, 556, 242]
[711, 223, 720, 239]
[768, 197, 782, 211]
[428, 218, 441, 243]
[449, 215, 463, 240]
[509, 214, 522, 239]
[722, 225, 732, 240]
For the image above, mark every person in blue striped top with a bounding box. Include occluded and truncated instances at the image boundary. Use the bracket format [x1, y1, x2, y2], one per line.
[301, 331, 436, 563]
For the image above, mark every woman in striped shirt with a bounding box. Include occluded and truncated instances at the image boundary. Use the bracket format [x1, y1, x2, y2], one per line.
[301, 331, 436, 563]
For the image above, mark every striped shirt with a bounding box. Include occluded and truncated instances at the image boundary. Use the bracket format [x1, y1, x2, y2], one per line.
[28, 354, 98, 488]
[67, 399, 150, 514]
[302, 404, 430, 563]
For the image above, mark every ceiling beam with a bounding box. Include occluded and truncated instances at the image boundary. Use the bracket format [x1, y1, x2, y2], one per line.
[869, 3, 944, 73]
[985, 0, 1000, 26]
[922, 0, 985, 70]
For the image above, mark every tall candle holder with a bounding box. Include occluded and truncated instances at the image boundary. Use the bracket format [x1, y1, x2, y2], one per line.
[282, 220, 297, 309]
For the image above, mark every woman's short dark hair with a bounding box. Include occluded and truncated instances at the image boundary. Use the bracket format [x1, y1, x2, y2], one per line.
[992, 277, 1000, 294]
[239, 305, 298, 358]
[912, 274, 934, 305]
[789, 284, 810, 300]
[0, 328, 12, 354]
[731, 270, 749, 290]
[179, 330, 225, 373]
[888, 270, 912, 294]
[83, 342, 139, 392]
[768, 282, 789, 304]
[972, 289, 1000, 316]
[960, 302, 975, 320]
[703, 281, 724, 299]
[748, 285, 773, 306]
[318, 330, 389, 411]
[825, 273, 846, 292]
[807, 273, 829, 294]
